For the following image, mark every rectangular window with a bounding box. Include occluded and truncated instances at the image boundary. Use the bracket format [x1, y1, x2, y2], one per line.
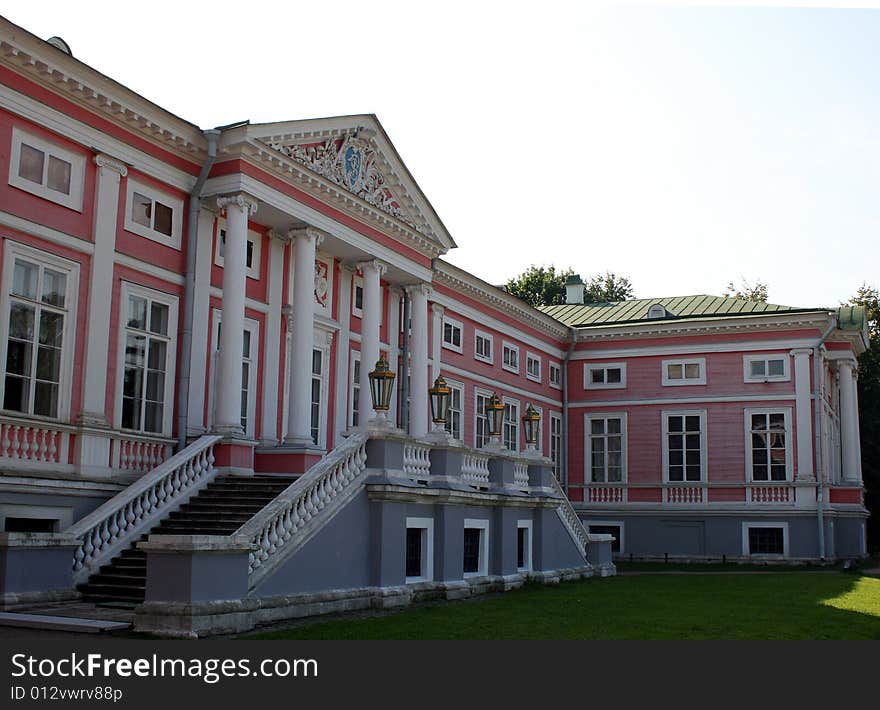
[311, 348, 324, 446]
[587, 415, 626, 483]
[662, 358, 706, 386]
[664, 411, 706, 482]
[444, 380, 463, 441]
[442, 316, 463, 353]
[744, 355, 790, 383]
[550, 412, 563, 481]
[747, 409, 791, 482]
[549, 363, 562, 389]
[463, 519, 489, 577]
[124, 179, 184, 249]
[584, 363, 626, 390]
[475, 390, 491, 448]
[8, 128, 85, 211]
[503, 399, 519, 452]
[474, 330, 493, 363]
[211, 316, 258, 437]
[2, 255, 73, 419]
[526, 353, 541, 382]
[350, 351, 361, 428]
[743, 523, 788, 557]
[502, 343, 519, 373]
[517, 520, 533, 571]
[352, 277, 364, 318]
[405, 517, 434, 583]
[214, 220, 262, 280]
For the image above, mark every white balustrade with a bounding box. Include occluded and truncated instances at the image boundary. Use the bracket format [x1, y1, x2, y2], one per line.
[403, 442, 432, 482]
[67, 435, 220, 582]
[461, 452, 490, 488]
[112, 437, 172, 473]
[665, 485, 706, 504]
[587, 485, 627, 504]
[749, 485, 793, 504]
[237, 432, 369, 587]
[549, 473, 590, 557]
[513, 461, 530, 490]
[0, 418, 68, 464]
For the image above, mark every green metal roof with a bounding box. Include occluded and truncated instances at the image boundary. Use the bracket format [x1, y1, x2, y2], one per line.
[539, 295, 827, 328]
[836, 305, 866, 331]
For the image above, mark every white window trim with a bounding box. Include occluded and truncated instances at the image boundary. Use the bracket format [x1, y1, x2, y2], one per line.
[474, 387, 492, 449]
[549, 411, 563, 480]
[349, 349, 362, 429]
[584, 362, 627, 390]
[742, 521, 789, 558]
[207, 310, 260, 438]
[502, 396, 520, 452]
[441, 315, 463, 354]
[213, 218, 262, 280]
[0, 240, 80, 422]
[444, 377, 464, 441]
[586, 520, 625, 554]
[516, 520, 533, 572]
[351, 276, 364, 319]
[743, 354, 791, 383]
[549, 362, 562, 390]
[405, 516, 434, 583]
[743, 407, 793, 483]
[502, 342, 520, 374]
[9, 127, 85, 211]
[474, 329, 494, 364]
[114, 282, 180, 436]
[526, 352, 541, 383]
[311, 334, 331, 450]
[662, 357, 706, 386]
[463, 518, 490, 578]
[661, 409, 708, 483]
[123, 178, 184, 249]
[584, 412, 628, 484]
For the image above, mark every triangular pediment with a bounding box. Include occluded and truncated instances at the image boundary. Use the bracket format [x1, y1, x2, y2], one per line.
[246, 115, 455, 253]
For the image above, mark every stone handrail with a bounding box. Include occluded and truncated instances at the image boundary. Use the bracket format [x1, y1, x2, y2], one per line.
[548, 473, 590, 559]
[402, 441, 431, 482]
[67, 434, 221, 583]
[461, 451, 490, 488]
[236, 432, 369, 589]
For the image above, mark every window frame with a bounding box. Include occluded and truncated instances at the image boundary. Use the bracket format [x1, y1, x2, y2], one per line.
[463, 518, 490, 578]
[123, 178, 184, 249]
[349, 349, 362, 429]
[549, 411, 563, 481]
[526, 352, 541, 383]
[474, 388, 492, 449]
[474, 329, 494, 364]
[115, 283, 179, 437]
[584, 362, 627, 390]
[405, 516, 434, 583]
[207, 310, 259, 438]
[310, 341, 330, 449]
[8, 127, 85, 212]
[0, 241, 79, 422]
[662, 357, 707, 386]
[441, 315, 463, 354]
[443, 377, 464, 441]
[213, 218, 262, 280]
[351, 276, 364, 319]
[744, 407, 793, 483]
[502, 397, 520, 452]
[661, 409, 708, 483]
[743, 354, 791, 383]
[516, 520, 533, 572]
[502, 342, 520, 374]
[742, 522, 789, 558]
[549, 362, 562, 389]
[585, 413, 628, 484]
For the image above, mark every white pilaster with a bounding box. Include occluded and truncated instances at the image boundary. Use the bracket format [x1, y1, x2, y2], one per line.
[407, 283, 430, 438]
[333, 263, 354, 444]
[838, 358, 861, 482]
[186, 206, 216, 437]
[791, 348, 814, 481]
[359, 259, 386, 380]
[261, 230, 290, 446]
[387, 286, 402, 426]
[285, 226, 324, 446]
[431, 302, 444, 383]
[214, 194, 256, 436]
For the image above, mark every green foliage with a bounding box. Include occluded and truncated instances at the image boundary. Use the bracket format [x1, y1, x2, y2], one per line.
[725, 279, 769, 303]
[505, 266, 635, 307]
[585, 272, 635, 303]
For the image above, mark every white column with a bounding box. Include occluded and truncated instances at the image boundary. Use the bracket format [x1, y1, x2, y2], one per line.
[407, 284, 430, 438]
[214, 194, 256, 436]
[791, 348, 814, 480]
[260, 230, 290, 446]
[285, 227, 324, 446]
[387, 286, 402, 426]
[359, 259, 386, 378]
[838, 358, 861, 482]
[430, 302, 444, 383]
[186, 206, 216, 436]
[333, 263, 355, 444]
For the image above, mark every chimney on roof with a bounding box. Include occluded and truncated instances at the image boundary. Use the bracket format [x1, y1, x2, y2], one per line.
[565, 274, 585, 305]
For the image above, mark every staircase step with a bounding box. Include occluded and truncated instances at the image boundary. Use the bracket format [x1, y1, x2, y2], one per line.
[88, 572, 146, 585]
[0, 612, 130, 634]
[168, 510, 253, 521]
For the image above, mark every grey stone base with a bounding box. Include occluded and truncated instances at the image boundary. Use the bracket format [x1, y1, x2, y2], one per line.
[133, 565, 600, 638]
[1, 588, 81, 611]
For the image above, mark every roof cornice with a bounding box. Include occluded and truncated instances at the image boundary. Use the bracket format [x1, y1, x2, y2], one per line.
[0, 18, 205, 163]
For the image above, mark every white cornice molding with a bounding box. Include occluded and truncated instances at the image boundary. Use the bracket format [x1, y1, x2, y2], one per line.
[571, 337, 822, 360]
[0, 27, 205, 162]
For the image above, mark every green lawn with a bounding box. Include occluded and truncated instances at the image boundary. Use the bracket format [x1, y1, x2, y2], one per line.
[246, 572, 880, 640]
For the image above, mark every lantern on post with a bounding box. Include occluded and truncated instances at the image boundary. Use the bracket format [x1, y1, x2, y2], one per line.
[523, 403, 540, 451]
[485, 392, 504, 448]
[429, 375, 451, 430]
[367, 358, 395, 422]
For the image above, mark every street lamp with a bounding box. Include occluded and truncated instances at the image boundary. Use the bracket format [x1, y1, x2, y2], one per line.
[485, 392, 504, 448]
[367, 358, 395, 422]
[429, 375, 451, 431]
[523, 403, 540, 452]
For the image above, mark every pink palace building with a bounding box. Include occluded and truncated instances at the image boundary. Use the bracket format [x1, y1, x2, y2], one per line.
[0, 17, 869, 633]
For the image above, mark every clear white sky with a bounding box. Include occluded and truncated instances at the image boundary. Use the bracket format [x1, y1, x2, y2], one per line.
[6, 1, 879, 308]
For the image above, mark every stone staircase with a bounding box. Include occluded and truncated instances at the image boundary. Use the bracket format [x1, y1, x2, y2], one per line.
[77, 475, 297, 605]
